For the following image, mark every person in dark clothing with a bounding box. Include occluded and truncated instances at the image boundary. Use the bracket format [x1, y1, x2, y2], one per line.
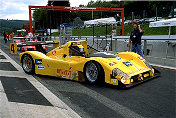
[3, 32, 7, 43]
[120, 29, 122, 36]
[128, 23, 144, 57]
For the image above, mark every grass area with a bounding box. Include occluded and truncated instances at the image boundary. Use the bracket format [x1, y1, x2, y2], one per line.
[52, 23, 176, 36]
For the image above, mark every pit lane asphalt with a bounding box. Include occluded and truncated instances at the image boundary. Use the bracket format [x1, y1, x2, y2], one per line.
[0, 39, 175, 118]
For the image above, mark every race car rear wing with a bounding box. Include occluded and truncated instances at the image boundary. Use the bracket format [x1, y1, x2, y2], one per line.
[10, 40, 60, 54]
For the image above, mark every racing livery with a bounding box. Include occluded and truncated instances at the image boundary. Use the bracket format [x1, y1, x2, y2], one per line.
[16, 40, 159, 87]
[13, 36, 48, 51]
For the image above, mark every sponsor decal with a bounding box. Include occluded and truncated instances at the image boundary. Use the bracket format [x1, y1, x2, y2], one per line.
[72, 71, 79, 80]
[64, 7, 96, 10]
[69, 76, 73, 79]
[138, 56, 144, 60]
[123, 61, 133, 67]
[127, 71, 135, 76]
[112, 79, 117, 83]
[57, 69, 78, 80]
[72, 71, 78, 75]
[139, 68, 147, 71]
[57, 69, 72, 76]
[62, 75, 73, 79]
[52, 50, 56, 55]
[62, 75, 68, 78]
[127, 68, 147, 76]
[35, 59, 42, 65]
[162, 22, 170, 25]
[37, 66, 45, 69]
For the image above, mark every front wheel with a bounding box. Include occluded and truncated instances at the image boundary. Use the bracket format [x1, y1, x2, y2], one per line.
[84, 61, 104, 83]
[22, 54, 35, 74]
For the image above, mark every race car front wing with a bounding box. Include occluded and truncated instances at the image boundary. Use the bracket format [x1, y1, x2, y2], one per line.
[124, 67, 160, 88]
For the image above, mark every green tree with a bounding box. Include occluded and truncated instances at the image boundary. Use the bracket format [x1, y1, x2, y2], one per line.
[33, 10, 49, 30]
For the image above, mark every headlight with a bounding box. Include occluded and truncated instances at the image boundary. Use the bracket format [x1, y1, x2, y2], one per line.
[112, 68, 130, 79]
[121, 77, 126, 83]
[112, 68, 118, 76]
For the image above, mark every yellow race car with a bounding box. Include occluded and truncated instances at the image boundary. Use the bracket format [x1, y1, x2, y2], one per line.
[16, 40, 159, 87]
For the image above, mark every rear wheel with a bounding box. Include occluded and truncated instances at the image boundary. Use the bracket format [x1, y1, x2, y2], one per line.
[22, 54, 35, 74]
[84, 61, 104, 83]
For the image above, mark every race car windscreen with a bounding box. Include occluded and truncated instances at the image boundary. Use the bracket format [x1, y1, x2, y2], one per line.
[87, 45, 99, 55]
[69, 46, 85, 56]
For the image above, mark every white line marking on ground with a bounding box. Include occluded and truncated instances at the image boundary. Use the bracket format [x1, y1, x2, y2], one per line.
[0, 81, 14, 118]
[8, 102, 69, 118]
[57, 85, 144, 118]
[82, 87, 144, 118]
[0, 60, 11, 62]
[150, 63, 176, 70]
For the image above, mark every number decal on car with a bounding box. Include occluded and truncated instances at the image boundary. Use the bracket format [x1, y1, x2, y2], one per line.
[123, 61, 133, 67]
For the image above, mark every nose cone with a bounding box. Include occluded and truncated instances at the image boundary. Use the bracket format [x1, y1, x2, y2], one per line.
[113, 60, 149, 77]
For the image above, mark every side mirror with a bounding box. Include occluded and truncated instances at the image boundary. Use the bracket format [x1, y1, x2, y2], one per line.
[63, 54, 67, 58]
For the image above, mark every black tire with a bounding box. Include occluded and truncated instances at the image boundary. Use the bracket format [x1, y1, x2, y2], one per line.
[21, 54, 35, 74]
[84, 61, 104, 83]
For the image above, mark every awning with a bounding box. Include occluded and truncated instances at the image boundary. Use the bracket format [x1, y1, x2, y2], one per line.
[149, 18, 176, 38]
[84, 17, 117, 25]
[17, 29, 26, 32]
[149, 18, 176, 27]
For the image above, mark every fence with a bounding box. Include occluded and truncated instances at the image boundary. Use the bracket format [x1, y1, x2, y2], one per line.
[51, 36, 176, 59]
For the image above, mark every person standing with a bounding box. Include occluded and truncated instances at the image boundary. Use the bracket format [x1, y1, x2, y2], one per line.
[12, 32, 14, 38]
[3, 31, 7, 43]
[10, 32, 13, 40]
[6, 32, 9, 41]
[28, 32, 33, 41]
[128, 23, 144, 57]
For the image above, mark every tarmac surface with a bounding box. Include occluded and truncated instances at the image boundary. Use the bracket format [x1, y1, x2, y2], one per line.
[0, 38, 175, 118]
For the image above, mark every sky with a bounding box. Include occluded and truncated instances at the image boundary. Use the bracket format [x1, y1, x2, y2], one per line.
[0, 0, 112, 20]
